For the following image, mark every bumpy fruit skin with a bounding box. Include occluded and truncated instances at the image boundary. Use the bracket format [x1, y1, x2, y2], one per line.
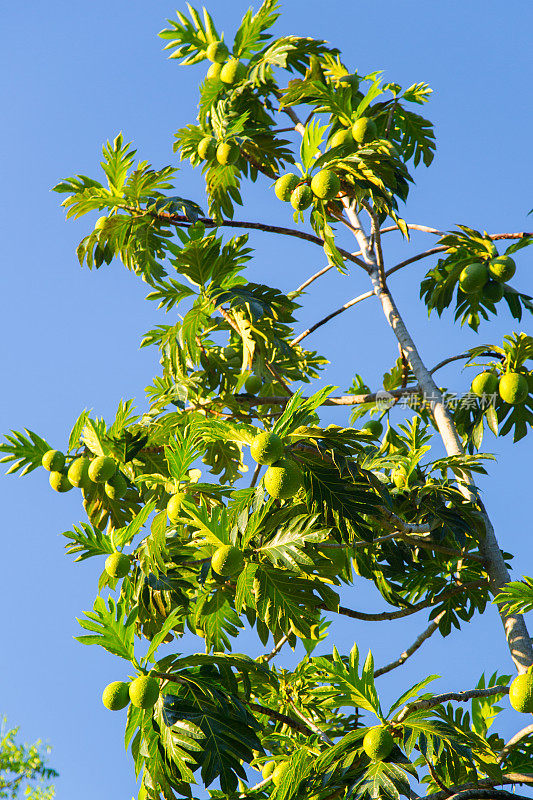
[206, 62, 222, 80]
[88, 456, 116, 483]
[94, 216, 108, 230]
[330, 128, 354, 148]
[220, 59, 247, 85]
[250, 432, 284, 465]
[471, 372, 499, 397]
[271, 763, 288, 786]
[483, 280, 504, 303]
[167, 492, 185, 522]
[264, 459, 303, 500]
[499, 373, 529, 404]
[49, 471, 73, 493]
[211, 544, 244, 577]
[206, 41, 229, 63]
[459, 263, 488, 294]
[310, 169, 341, 200]
[488, 255, 516, 282]
[391, 467, 407, 489]
[363, 727, 394, 761]
[102, 681, 130, 710]
[105, 552, 131, 578]
[129, 676, 160, 709]
[290, 184, 313, 211]
[274, 173, 300, 201]
[216, 141, 240, 165]
[105, 472, 127, 500]
[42, 449, 65, 472]
[262, 761, 276, 779]
[509, 673, 533, 713]
[67, 457, 91, 488]
[362, 420, 383, 438]
[351, 117, 377, 143]
[245, 375, 262, 394]
[198, 136, 216, 160]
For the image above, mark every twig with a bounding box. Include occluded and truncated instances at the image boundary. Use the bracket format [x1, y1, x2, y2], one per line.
[287, 700, 333, 745]
[498, 723, 533, 763]
[429, 774, 533, 800]
[250, 462, 262, 488]
[430, 351, 501, 375]
[421, 750, 452, 795]
[291, 290, 375, 345]
[233, 387, 421, 408]
[395, 685, 509, 723]
[385, 246, 447, 278]
[265, 362, 293, 395]
[293, 245, 364, 294]
[247, 702, 313, 736]
[374, 612, 445, 678]
[260, 634, 290, 663]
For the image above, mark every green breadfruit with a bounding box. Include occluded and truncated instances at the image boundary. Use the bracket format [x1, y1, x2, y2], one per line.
[362, 420, 383, 437]
[499, 373, 529, 404]
[102, 681, 130, 711]
[483, 280, 504, 302]
[198, 136, 216, 160]
[129, 676, 159, 709]
[488, 255, 516, 282]
[206, 62, 222, 80]
[471, 372, 499, 397]
[509, 672, 533, 713]
[363, 727, 394, 761]
[274, 173, 300, 201]
[459, 263, 488, 294]
[206, 41, 229, 63]
[330, 128, 354, 148]
[211, 544, 244, 577]
[220, 59, 246, 85]
[88, 456, 116, 483]
[42, 449, 65, 472]
[216, 141, 240, 165]
[105, 472, 127, 499]
[264, 459, 303, 499]
[250, 432, 284, 465]
[271, 763, 288, 786]
[105, 552, 131, 578]
[49, 471, 73, 493]
[290, 184, 313, 211]
[244, 375, 262, 394]
[262, 761, 276, 779]
[310, 169, 341, 200]
[67, 457, 91, 488]
[167, 492, 185, 522]
[351, 117, 377, 143]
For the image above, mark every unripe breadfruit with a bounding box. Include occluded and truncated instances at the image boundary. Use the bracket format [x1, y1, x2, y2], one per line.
[250, 432, 284, 465]
[351, 117, 377, 143]
[459, 263, 488, 294]
[271, 763, 288, 786]
[67, 457, 91, 487]
[206, 41, 229, 63]
[310, 169, 341, 200]
[264, 459, 303, 499]
[245, 375, 262, 394]
[198, 136, 216, 160]
[49, 471, 74, 493]
[362, 420, 383, 437]
[509, 672, 533, 713]
[499, 373, 529, 404]
[262, 761, 276, 779]
[483, 280, 504, 303]
[211, 544, 244, 577]
[290, 184, 313, 211]
[471, 372, 499, 397]
[42, 449, 65, 472]
[105, 472, 127, 500]
[167, 492, 185, 522]
[102, 681, 130, 711]
[94, 216, 108, 230]
[105, 552, 131, 578]
[330, 128, 354, 148]
[391, 467, 407, 489]
[220, 59, 246, 85]
[88, 456, 116, 483]
[206, 62, 222, 80]
[274, 173, 300, 201]
[488, 255, 516, 282]
[363, 727, 394, 761]
[216, 141, 240, 165]
[129, 675, 160, 709]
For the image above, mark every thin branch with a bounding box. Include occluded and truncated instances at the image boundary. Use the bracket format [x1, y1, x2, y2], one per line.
[287, 700, 333, 745]
[422, 750, 452, 795]
[233, 387, 421, 408]
[396, 533, 486, 564]
[386, 246, 446, 278]
[429, 774, 533, 800]
[374, 611, 445, 678]
[446, 791, 531, 800]
[293, 263, 335, 294]
[379, 223, 446, 236]
[430, 351, 501, 375]
[291, 290, 375, 345]
[498, 724, 533, 763]
[260, 635, 290, 663]
[250, 462, 262, 488]
[247, 702, 314, 736]
[395, 685, 509, 723]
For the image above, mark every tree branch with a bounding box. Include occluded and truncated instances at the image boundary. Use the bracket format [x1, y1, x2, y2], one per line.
[247, 702, 314, 736]
[429, 774, 533, 800]
[291, 290, 375, 345]
[287, 700, 333, 745]
[260, 635, 290, 663]
[395, 685, 509, 723]
[498, 723, 533, 763]
[374, 612, 445, 677]
[233, 387, 420, 408]
[429, 351, 501, 375]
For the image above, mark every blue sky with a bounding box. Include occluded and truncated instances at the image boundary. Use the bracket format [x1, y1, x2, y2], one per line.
[1, 2, 532, 798]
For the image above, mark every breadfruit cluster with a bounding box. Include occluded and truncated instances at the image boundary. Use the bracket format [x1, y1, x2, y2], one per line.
[471, 370, 529, 405]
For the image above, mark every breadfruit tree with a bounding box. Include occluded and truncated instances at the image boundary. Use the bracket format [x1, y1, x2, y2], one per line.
[3, 2, 533, 799]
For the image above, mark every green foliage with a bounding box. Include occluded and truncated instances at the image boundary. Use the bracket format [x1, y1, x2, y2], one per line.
[0, 718, 57, 800]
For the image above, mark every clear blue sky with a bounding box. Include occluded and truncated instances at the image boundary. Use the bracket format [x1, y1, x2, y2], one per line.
[1, 2, 532, 798]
